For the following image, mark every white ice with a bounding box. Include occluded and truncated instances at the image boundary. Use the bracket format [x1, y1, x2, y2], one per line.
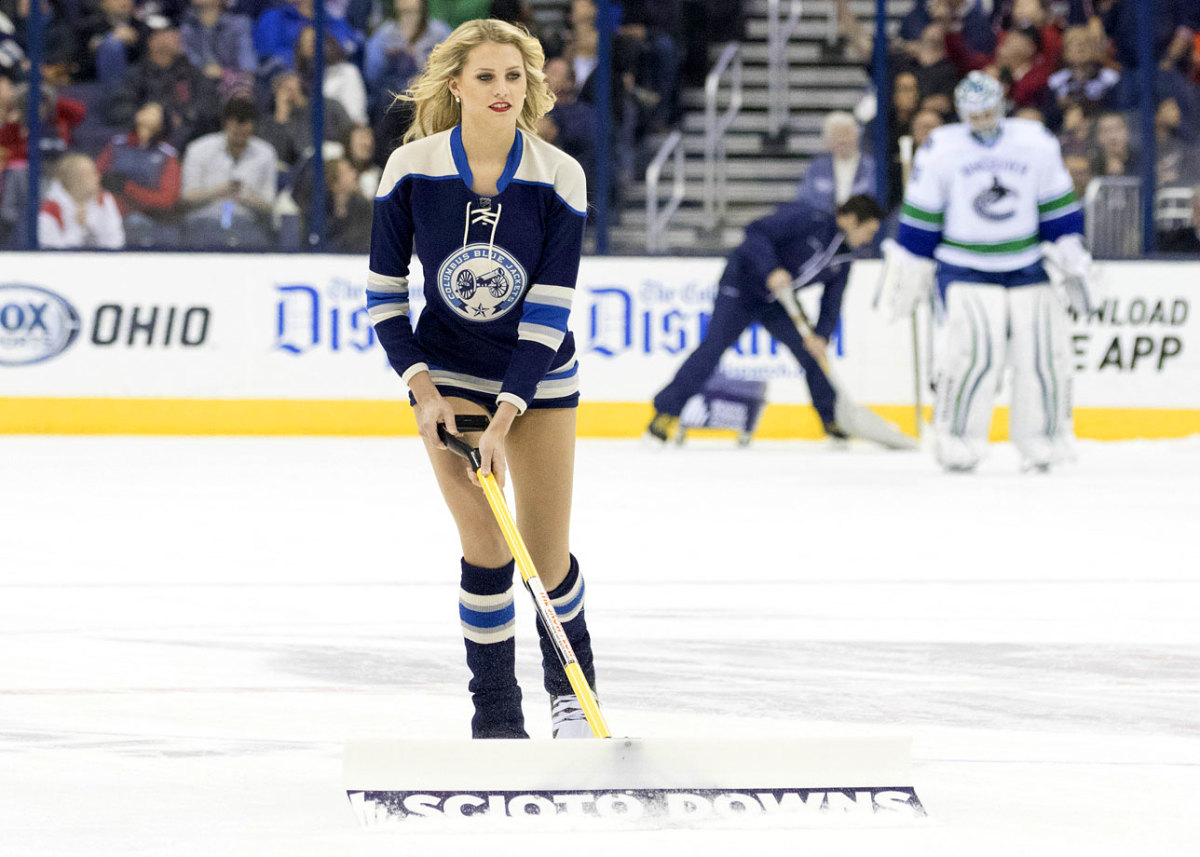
[2, 434, 1198, 856]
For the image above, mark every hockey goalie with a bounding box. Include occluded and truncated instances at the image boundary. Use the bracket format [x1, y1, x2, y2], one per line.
[883, 71, 1094, 473]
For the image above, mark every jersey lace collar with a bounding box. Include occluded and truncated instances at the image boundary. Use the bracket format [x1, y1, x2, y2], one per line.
[449, 125, 524, 196]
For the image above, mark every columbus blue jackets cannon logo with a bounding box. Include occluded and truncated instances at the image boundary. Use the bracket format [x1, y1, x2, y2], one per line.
[456, 267, 509, 301]
[437, 243, 527, 321]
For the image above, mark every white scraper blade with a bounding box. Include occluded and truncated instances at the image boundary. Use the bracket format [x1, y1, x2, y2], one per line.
[344, 737, 925, 825]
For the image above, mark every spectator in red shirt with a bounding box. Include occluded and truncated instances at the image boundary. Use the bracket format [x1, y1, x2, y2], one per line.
[0, 66, 17, 157]
[96, 100, 183, 246]
[0, 81, 86, 163]
[995, 0, 1063, 65]
[945, 24, 1055, 109]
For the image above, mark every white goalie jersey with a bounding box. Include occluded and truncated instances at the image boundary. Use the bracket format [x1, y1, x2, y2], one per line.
[898, 118, 1082, 273]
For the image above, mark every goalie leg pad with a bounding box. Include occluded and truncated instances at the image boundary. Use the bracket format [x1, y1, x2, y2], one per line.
[932, 282, 1008, 470]
[1007, 284, 1076, 469]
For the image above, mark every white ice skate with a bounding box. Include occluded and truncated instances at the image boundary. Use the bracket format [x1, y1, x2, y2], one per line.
[936, 434, 982, 473]
[551, 694, 595, 739]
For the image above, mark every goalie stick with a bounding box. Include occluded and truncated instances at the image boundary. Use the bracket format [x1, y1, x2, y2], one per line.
[897, 134, 929, 438]
[779, 288, 918, 450]
[437, 415, 611, 739]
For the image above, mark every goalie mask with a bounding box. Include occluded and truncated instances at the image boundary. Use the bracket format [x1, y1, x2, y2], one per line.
[954, 71, 1004, 143]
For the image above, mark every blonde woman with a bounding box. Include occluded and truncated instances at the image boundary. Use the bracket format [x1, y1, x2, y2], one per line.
[366, 19, 598, 739]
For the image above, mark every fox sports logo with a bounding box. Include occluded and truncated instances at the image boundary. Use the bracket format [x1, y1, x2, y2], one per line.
[437, 243, 527, 322]
[0, 284, 82, 366]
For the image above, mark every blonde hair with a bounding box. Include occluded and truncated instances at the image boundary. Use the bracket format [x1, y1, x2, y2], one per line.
[399, 18, 553, 144]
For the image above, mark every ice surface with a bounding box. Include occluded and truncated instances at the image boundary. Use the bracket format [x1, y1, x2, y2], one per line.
[2, 435, 1198, 856]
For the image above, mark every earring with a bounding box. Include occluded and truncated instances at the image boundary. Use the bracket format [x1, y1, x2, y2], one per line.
[455, 96, 461, 103]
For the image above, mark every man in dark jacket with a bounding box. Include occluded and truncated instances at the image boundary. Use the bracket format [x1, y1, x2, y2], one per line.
[103, 17, 221, 151]
[77, 0, 152, 86]
[620, 0, 683, 128]
[648, 195, 884, 441]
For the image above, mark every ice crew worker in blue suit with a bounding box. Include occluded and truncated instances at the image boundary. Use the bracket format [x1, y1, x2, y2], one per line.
[648, 194, 884, 441]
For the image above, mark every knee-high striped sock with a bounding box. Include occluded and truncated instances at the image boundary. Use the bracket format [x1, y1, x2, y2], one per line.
[536, 554, 596, 697]
[459, 558, 527, 739]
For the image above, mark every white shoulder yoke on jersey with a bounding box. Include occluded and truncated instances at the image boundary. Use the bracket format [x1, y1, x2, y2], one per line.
[512, 132, 587, 217]
[375, 129, 457, 200]
[373, 127, 587, 218]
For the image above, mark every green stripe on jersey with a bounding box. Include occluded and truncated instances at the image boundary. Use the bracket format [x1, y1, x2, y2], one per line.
[902, 202, 944, 224]
[1037, 190, 1076, 215]
[942, 234, 1040, 254]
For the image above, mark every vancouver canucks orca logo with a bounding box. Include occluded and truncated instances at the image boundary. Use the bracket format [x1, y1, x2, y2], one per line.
[437, 243, 527, 321]
[972, 174, 1016, 221]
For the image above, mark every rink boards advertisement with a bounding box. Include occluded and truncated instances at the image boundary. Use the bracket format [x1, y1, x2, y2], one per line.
[0, 252, 1197, 438]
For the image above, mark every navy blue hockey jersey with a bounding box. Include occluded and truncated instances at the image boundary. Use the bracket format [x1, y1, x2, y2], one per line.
[367, 125, 587, 412]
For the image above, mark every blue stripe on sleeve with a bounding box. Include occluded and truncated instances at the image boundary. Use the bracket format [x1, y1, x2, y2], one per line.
[544, 361, 578, 381]
[366, 290, 406, 308]
[520, 301, 571, 331]
[897, 221, 941, 258]
[1038, 208, 1084, 243]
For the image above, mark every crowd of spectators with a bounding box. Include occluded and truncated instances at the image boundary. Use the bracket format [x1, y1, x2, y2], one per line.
[4, 0, 1194, 254]
[0, 0, 740, 250]
[829, 0, 1200, 252]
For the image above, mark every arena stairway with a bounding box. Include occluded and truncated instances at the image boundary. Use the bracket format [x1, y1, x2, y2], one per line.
[606, 0, 914, 256]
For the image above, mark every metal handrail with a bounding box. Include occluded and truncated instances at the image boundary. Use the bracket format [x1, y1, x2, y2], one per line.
[1084, 176, 1142, 258]
[767, 0, 803, 138]
[645, 130, 686, 253]
[704, 42, 743, 229]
